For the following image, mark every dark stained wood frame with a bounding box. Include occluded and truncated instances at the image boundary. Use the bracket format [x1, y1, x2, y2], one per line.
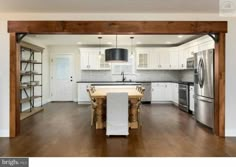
[8, 21, 227, 137]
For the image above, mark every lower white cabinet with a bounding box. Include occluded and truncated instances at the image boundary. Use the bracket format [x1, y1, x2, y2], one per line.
[152, 82, 179, 105]
[172, 83, 179, 105]
[77, 83, 90, 103]
[151, 83, 172, 102]
[189, 85, 195, 113]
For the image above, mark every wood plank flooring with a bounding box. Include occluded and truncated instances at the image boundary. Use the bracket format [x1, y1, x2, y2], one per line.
[1, 102, 236, 157]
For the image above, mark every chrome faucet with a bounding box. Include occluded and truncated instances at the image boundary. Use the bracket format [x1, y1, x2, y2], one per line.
[121, 72, 126, 82]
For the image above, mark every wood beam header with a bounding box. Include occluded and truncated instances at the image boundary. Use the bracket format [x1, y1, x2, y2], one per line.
[8, 21, 227, 34]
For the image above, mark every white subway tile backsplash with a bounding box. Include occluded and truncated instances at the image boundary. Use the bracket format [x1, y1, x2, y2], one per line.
[81, 70, 182, 82]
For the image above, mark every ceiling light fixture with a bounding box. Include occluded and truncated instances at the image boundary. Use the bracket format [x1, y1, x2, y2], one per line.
[105, 34, 128, 63]
[98, 36, 102, 59]
[130, 36, 134, 57]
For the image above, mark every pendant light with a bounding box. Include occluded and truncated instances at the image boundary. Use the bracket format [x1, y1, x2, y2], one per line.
[130, 36, 134, 57]
[105, 34, 128, 62]
[98, 36, 102, 59]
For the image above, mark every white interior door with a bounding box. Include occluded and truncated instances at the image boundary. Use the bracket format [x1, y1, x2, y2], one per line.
[52, 54, 74, 101]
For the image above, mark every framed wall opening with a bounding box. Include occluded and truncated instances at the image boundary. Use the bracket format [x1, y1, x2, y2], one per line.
[8, 21, 227, 137]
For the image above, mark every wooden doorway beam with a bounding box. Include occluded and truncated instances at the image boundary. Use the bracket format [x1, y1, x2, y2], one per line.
[214, 33, 226, 137]
[8, 21, 227, 34]
[8, 21, 227, 137]
[10, 33, 20, 137]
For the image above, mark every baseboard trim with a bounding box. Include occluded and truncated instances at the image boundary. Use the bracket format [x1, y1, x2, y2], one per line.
[225, 129, 236, 137]
[78, 101, 90, 104]
[151, 101, 173, 104]
[0, 129, 9, 137]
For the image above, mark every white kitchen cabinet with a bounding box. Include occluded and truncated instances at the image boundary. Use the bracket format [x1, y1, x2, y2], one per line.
[172, 83, 179, 105]
[169, 48, 179, 69]
[136, 48, 172, 70]
[178, 44, 198, 70]
[80, 48, 110, 70]
[178, 47, 186, 69]
[136, 48, 150, 69]
[198, 40, 214, 52]
[157, 48, 170, 69]
[189, 85, 195, 113]
[77, 83, 90, 103]
[99, 52, 111, 69]
[151, 82, 172, 102]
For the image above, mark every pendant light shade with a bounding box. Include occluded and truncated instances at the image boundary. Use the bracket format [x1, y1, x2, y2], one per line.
[105, 34, 128, 62]
[105, 48, 128, 62]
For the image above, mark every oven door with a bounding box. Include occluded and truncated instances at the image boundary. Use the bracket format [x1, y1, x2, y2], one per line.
[179, 84, 189, 112]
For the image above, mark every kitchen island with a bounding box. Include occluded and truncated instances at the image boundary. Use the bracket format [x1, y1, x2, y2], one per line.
[89, 85, 143, 129]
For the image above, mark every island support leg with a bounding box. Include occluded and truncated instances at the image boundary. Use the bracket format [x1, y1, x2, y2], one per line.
[96, 98, 105, 129]
[129, 98, 138, 129]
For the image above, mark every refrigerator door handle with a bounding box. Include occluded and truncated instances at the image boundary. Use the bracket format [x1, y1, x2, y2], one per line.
[195, 95, 214, 103]
[201, 58, 205, 87]
[198, 58, 204, 88]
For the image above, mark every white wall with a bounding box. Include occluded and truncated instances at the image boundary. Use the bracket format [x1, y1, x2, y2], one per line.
[0, 19, 9, 137]
[0, 13, 235, 137]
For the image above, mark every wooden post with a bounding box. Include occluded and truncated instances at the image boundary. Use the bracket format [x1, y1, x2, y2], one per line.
[10, 33, 20, 137]
[214, 33, 225, 137]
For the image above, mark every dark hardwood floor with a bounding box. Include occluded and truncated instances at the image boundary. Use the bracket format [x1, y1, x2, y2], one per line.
[1, 102, 236, 157]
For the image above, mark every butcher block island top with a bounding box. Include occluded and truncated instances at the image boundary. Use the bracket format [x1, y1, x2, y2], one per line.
[90, 86, 143, 98]
[89, 86, 144, 129]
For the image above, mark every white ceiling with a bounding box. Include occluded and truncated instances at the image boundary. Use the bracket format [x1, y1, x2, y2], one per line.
[0, 0, 218, 13]
[24, 34, 199, 46]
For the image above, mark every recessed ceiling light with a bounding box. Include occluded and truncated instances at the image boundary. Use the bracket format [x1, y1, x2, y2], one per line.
[178, 35, 183, 38]
[107, 42, 112, 45]
[136, 41, 142, 44]
[77, 42, 82, 45]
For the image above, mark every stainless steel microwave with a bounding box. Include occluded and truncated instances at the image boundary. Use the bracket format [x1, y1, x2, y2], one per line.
[187, 57, 194, 69]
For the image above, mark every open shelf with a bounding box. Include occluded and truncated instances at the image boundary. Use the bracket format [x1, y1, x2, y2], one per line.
[20, 72, 42, 76]
[21, 60, 42, 64]
[20, 41, 44, 120]
[20, 85, 42, 89]
[20, 107, 44, 120]
[20, 96, 42, 103]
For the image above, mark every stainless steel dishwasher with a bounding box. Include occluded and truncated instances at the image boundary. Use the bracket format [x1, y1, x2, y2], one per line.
[139, 82, 151, 103]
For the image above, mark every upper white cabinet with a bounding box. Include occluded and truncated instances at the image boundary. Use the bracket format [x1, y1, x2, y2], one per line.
[169, 48, 179, 70]
[198, 40, 214, 51]
[136, 48, 170, 70]
[80, 48, 111, 70]
[157, 48, 170, 69]
[136, 48, 157, 69]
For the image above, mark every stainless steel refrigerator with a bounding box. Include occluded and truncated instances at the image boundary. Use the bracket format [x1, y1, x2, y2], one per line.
[194, 49, 214, 128]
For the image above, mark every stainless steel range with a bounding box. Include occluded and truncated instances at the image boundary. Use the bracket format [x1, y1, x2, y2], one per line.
[179, 83, 189, 112]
